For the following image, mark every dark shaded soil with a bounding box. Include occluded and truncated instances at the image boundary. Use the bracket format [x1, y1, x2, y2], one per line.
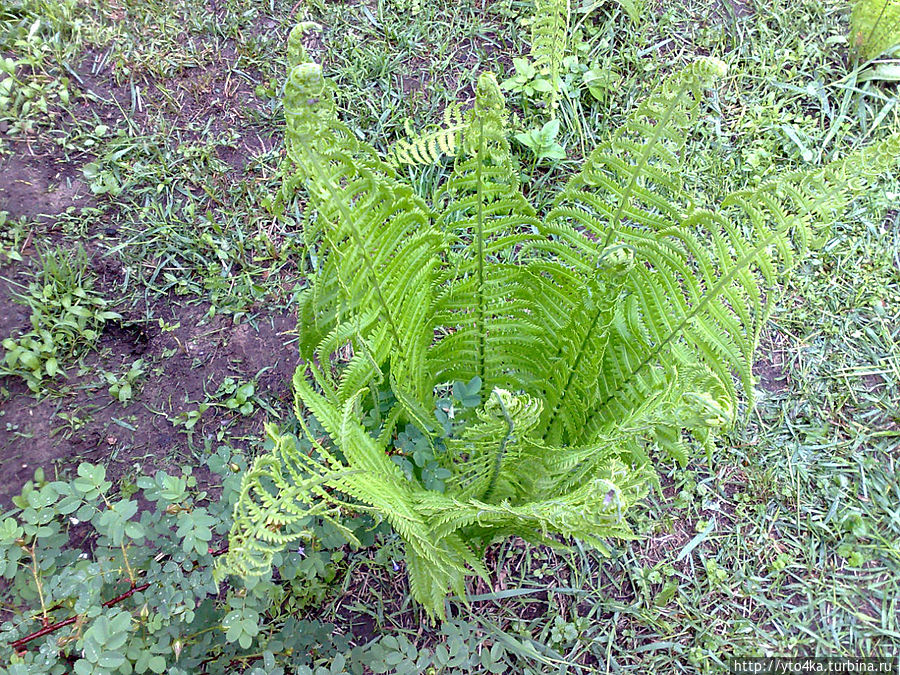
[0, 18, 294, 506]
[0, 149, 94, 222]
[0, 284, 298, 506]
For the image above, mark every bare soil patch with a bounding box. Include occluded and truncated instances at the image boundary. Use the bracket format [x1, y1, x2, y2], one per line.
[0, 149, 94, 221]
[0, 298, 298, 507]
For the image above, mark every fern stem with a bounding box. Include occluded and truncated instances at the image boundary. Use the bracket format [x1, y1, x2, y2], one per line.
[539, 297, 606, 443]
[475, 117, 487, 392]
[481, 389, 514, 503]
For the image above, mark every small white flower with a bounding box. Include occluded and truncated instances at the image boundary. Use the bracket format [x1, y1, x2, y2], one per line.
[69, 517, 80, 525]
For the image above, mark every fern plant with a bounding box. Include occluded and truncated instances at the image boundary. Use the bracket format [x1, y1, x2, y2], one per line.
[217, 25, 900, 618]
[528, 0, 640, 113]
[390, 0, 639, 165]
[851, 0, 900, 60]
[530, 0, 570, 112]
[388, 104, 466, 166]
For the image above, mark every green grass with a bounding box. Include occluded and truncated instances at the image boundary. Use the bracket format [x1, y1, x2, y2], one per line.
[1, 0, 898, 670]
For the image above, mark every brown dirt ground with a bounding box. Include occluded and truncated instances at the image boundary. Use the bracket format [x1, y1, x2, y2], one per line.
[0, 10, 296, 505]
[0, 130, 292, 510]
[0, 266, 298, 507]
[0, 150, 94, 222]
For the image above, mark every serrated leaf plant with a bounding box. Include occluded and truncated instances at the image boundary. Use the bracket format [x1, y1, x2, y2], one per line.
[0, 451, 376, 673]
[217, 25, 900, 619]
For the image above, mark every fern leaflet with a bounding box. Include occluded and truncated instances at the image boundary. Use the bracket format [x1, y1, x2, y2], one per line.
[851, 0, 900, 60]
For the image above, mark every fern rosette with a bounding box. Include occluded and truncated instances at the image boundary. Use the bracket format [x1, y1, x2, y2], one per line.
[217, 25, 900, 618]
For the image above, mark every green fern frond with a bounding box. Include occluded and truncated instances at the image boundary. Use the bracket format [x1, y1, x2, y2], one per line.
[531, 0, 570, 111]
[388, 105, 466, 166]
[564, 114, 898, 462]
[427, 75, 550, 396]
[284, 61, 442, 407]
[286, 22, 321, 68]
[851, 0, 900, 60]
[441, 389, 546, 503]
[292, 379, 490, 616]
[551, 57, 728, 243]
[417, 458, 647, 548]
[527, 0, 641, 111]
[525, 58, 727, 454]
[216, 424, 357, 580]
[535, 276, 619, 446]
[387, 72, 514, 168]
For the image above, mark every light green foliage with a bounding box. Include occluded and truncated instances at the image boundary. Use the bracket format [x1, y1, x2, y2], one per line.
[217, 377, 258, 415]
[391, 56, 551, 167]
[219, 32, 900, 619]
[390, 55, 550, 168]
[365, 620, 509, 674]
[1, 247, 121, 393]
[530, 0, 570, 111]
[500, 56, 555, 100]
[389, 104, 466, 166]
[170, 403, 209, 431]
[851, 0, 900, 60]
[524, 0, 639, 113]
[390, 6, 633, 168]
[0, 0, 89, 138]
[388, 1, 636, 169]
[166, 379, 263, 439]
[0, 454, 395, 673]
[0, 460, 235, 672]
[0, 210, 27, 262]
[514, 118, 567, 160]
[101, 359, 145, 403]
[0, 0, 894, 667]
[82, 159, 124, 197]
[387, 0, 422, 15]
[581, 57, 622, 102]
